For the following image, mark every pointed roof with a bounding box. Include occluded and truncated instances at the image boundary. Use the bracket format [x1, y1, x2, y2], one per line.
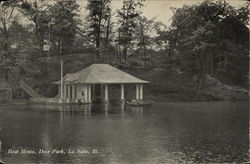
[53, 64, 149, 84]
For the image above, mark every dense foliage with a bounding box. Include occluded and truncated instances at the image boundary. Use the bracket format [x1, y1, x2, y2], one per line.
[0, 0, 248, 97]
[157, 0, 249, 87]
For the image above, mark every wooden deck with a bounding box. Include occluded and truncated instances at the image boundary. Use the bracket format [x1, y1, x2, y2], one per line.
[30, 98, 91, 105]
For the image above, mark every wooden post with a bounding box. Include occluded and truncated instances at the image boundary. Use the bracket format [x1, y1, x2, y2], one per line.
[121, 84, 124, 100]
[60, 60, 63, 99]
[104, 84, 108, 101]
[140, 84, 143, 100]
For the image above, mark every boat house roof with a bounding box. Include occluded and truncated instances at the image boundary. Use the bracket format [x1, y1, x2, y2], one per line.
[53, 64, 149, 84]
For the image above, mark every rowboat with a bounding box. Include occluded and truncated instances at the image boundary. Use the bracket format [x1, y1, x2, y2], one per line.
[126, 100, 154, 106]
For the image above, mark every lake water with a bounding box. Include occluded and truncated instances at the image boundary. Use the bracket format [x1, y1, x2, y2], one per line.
[0, 101, 248, 164]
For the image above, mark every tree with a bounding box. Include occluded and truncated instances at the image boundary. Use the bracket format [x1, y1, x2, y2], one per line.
[18, 0, 49, 53]
[0, 0, 19, 57]
[0, 0, 20, 79]
[49, 0, 81, 56]
[167, 0, 249, 93]
[117, 0, 143, 64]
[86, 0, 111, 61]
[135, 16, 155, 64]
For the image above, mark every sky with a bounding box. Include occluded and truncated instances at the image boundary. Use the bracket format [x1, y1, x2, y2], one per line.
[77, 0, 248, 27]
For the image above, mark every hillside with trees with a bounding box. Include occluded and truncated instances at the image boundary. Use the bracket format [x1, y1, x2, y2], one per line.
[0, 0, 248, 101]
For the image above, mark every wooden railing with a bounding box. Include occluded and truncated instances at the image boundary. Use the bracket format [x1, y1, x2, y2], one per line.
[20, 80, 41, 98]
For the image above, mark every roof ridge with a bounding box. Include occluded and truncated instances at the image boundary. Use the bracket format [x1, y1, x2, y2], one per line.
[77, 64, 94, 83]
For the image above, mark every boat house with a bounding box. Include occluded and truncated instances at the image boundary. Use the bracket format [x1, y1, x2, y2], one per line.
[53, 64, 149, 104]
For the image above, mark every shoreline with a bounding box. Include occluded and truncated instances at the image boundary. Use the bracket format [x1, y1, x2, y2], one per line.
[0, 99, 248, 107]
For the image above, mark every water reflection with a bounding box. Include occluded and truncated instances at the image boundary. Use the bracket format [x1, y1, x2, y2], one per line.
[0, 102, 248, 163]
[57, 105, 92, 116]
[121, 103, 125, 120]
[129, 106, 144, 115]
[104, 103, 109, 116]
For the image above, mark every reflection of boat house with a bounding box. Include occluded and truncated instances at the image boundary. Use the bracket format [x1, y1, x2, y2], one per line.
[53, 64, 149, 103]
[0, 78, 12, 103]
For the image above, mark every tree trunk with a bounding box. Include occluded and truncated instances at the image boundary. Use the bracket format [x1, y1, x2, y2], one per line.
[57, 38, 61, 56]
[210, 53, 215, 75]
[143, 45, 147, 65]
[140, 45, 142, 61]
[195, 73, 205, 99]
[124, 45, 127, 64]
[118, 31, 122, 63]
[106, 16, 111, 61]
[106, 16, 111, 46]
[196, 75, 203, 96]
[92, 51, 94, 63]
[108, 49, 111, 60]
[96, 37, 100, 59]
[3, 31, 10, 57]
[119, 46, 122, 64]
[35, 23, 44, 53]
[39, 37, 44, 53]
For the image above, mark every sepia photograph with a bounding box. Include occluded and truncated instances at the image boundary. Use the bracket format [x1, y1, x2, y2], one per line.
[0, 0, 249, 163]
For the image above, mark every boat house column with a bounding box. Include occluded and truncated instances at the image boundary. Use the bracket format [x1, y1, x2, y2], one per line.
[121, 84, 125, 101]
[136, 84, 139, 100]
[84, 85, 88, 103]
[88, 85, 92, 103]
[67, 84, 71, 102]
[139, 84, 143, 100]
[59, 83, 64, 101]
[104, 84, 109, 102]
[65, 84, 68, 99]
